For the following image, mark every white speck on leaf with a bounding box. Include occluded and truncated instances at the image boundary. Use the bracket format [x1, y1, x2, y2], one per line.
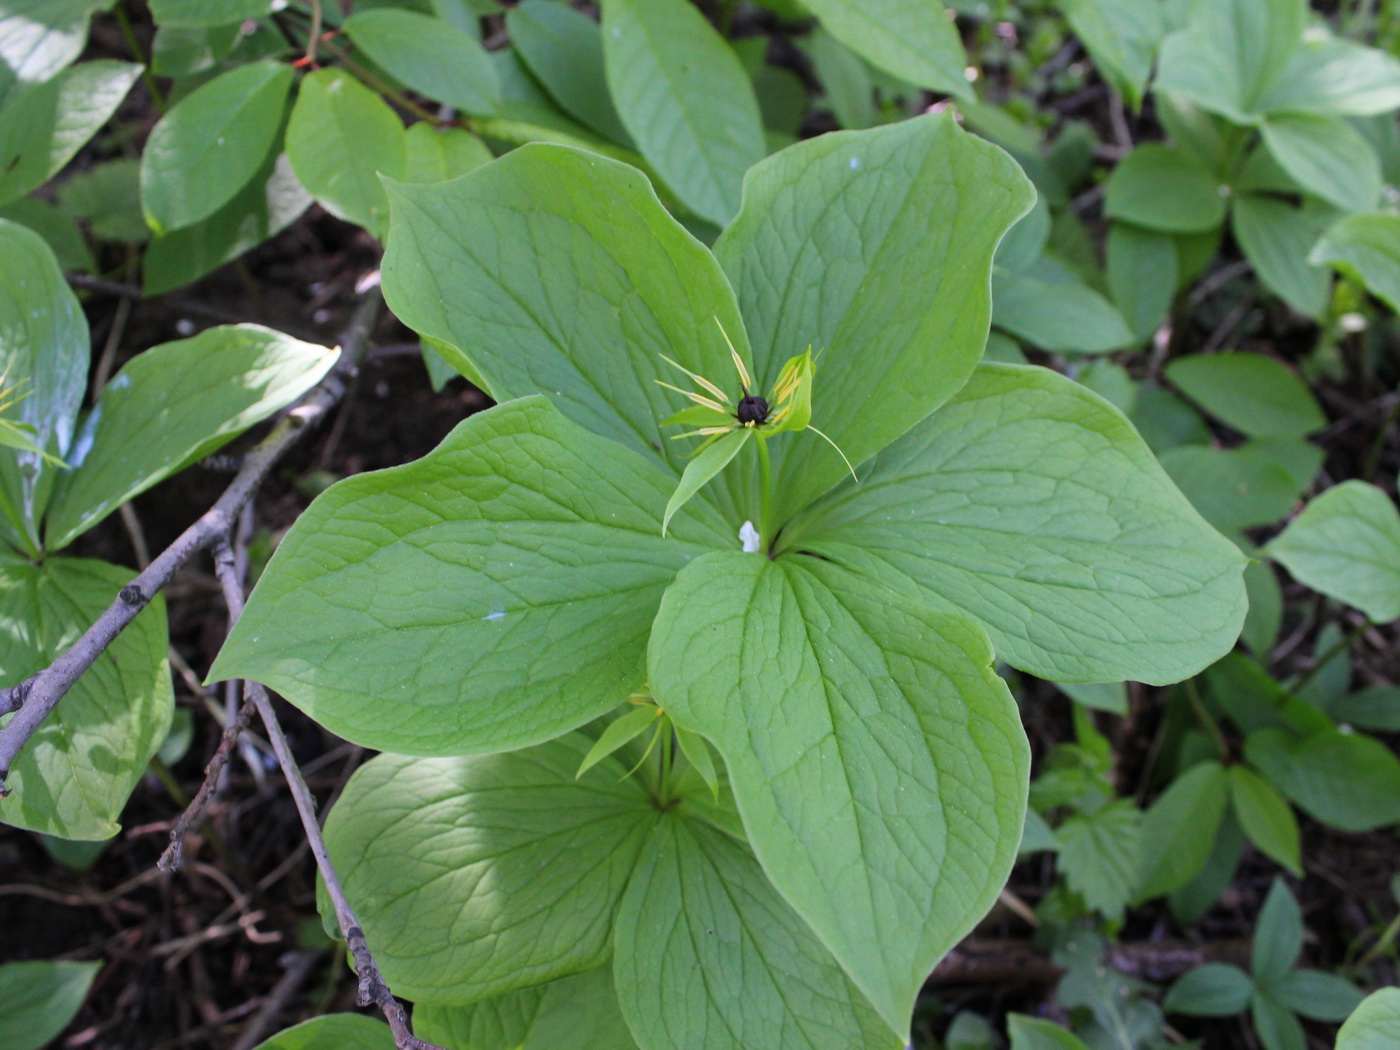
[849, 156, 860, 170]
[740, 521, 761, 552]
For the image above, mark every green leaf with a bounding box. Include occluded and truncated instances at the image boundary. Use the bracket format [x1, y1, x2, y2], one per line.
[648, 552, 1029, 1035]
[600, 0, 764, 226]
[1059, 0, 1162, 109]
[1159, 442, 1309, 533]
[57, 158, 146, 243]
[576, 704, 660, 778]
[1107, 223, 1178, 343]
[381, 143, 752, 505]
[320, 739, 654, 1003]
[414, 968, 640, 1050]
[1337, 987, 1400, 1049]
[664, 429, 751, 536]
[1232, 194, 1332, 318]
[140, 61, 293, 235]
[0, 558, 173, 839]
[1228, 764, 1301, 876]
[1163, 963, 1254, 1016]
[614, 814, 898, 1050]
[1272, 970, 1365, 1023]
[211, 397, 726, 756]
[1007, 1015, 1090, 1050]
[286, 68, 407, 239]
[1261, 114, 1382, 214]
[1252, 992, 1307, 1050]
[801, 0, 968, 98]
[1135, 760, 1229, 900]
[1054, 799, 1141, 919]
[1253, 877, 1303, 980]
[1170, 808, 1245, 925]
[0, 960, 100, 1050]
[1331, 686, 1400, 732]
[344, 9, 499, 116]
[142, 152, 311, 296]
[151, 22, 241, 78]
[0, 219, 88, 553]
[808, 30, 876, 130]
[0, 60, 141, 209]
[714, 113, 1034, 517]
[992, 264, 1133, 354]
[1311, 213, 1400, 313]
[1267, 481, 1400, 622]
[1165, 353, 1324, 439]
[672, 724, 718, 799]
[1105, 144, 1227, 233]
[1257, 37, 1400, 117]
[1245, 726, 1400, 833]
[148, 0, 271, 27]
[0, 196, 94, 273]
[787, 363, 1247, 685]
[251, 1015, 395, 1050]
[45, 325, 338, 550]
[0, 0, 110, 105]
[508, 1, 631, 146]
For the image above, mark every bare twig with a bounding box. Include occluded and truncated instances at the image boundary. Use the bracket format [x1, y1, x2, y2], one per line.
[231, 950, 324, 1050]
[0, 293, 382, 793]
[159, 696, 256, 872]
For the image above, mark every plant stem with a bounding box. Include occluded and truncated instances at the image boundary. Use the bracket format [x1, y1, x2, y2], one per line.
[756, 436, 774, 554]
[1185, 678, 1231, 760]
[116, 2, 166, 115]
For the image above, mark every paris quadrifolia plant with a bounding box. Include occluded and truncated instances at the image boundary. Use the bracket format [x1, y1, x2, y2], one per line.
[208, 115, 1248, 1050]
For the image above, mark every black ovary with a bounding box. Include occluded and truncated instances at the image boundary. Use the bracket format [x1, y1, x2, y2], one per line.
[735, 394, 769, 425]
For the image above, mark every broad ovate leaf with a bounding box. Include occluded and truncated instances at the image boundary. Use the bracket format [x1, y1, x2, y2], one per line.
[1232, 194, 1332, 318]
[320, 738, 654, 1003]
[0, 959, 101, 1050]
[1165, 352, 1324, 439]
[139, 61, 293, 234]
[1266, 481, 1400, 623]
[801, 0, 968, 99]
[1311, 213, 1400, 313]
[211, 397, 728, 756]
[785, 363, 1247, 684]
[250, 1015, 394, 1050]
[715, 113, 1035, 518]
[381, 143, 752, 509]
[508, 1, 631, 146]
[0, 557, 173, 839]
[45, 325, 338, 550]
[614, 813, 898, 1050]
[1104, 144, 1227, 233]
[1257, 37, 1400, 117]
[1059, 0, 1162, 109]
[1261, 114, 1382, 214]
[991, 264, 1134, 354]
[1135, 760, 1229, 901]
[1337, 988, 1400, 1050]
[648, 551, 1028, 1035]
[600, 0, 765, 226]
[344, 8, 499, 116]
[1245, 727, 1400, 833]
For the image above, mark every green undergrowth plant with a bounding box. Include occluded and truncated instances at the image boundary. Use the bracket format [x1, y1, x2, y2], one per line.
[210, 115, 1247, 1048]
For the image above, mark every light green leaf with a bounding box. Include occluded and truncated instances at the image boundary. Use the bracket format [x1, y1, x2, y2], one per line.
[0, 60, 141, 209]
[0, 0, 111, 105]
[1267, 481, 1400, 622]
[786, 363, 1247, 685]
[414, 968, 639, 1050]
[576, 704, 660, 778]
[1007, 1014, 1090, 1050]
[320, 739, 653, 1003]
[1107, 223, 1178, 343]
[1272, 970, 1365, 1023]
[648, 552, 1029, 1034]
[251, 1015, 395, 1050]
[1163, 963, 1253, 1016]
[1059, 0, 1162, 109]
[664, 429, 751, 536]
[673, 724, 718, 799]
[1232, 194, 1332, 318]
[381, 144, 751, 505]
[45, 325, 337, 550]
[211, 397, 726, 756]
[1337, 987, 1400, 1049]
[0, 558, 173, 839]
[148, 0, 271, 27]
[1159, 442, 1309, 533]
[1057, 681, 1128, 716]
[1165, 353, 1324, 439]
[801, 0, 968, 98]
[508, 1, 631, 146]
[1261, 114, 1382, 214]
[600, 0, 764, 226]
[715, 113, 1034, 517]
[0, 219, 88, 553]
[1253, 992, 1307, 1050]
[614, 814, 898, 1050]
[345, 9, 499, 116]
[143, 152, 311, 296]
[286, 68, 406, 239]
[808, 29, 876, 130]
[1228, 764, 1301, 876]
[1105, 145, 1227, 233]
[1156, 93, 1230, 172]
[1135, 760, 1229, 900]
[1245, 726, 1400, 833]
[992, 265, 1133, 354]
[1055, 799, 1141, 919]
[1257, 37, 1400, 117]
[140, 61, 293, 235]
[1311, 213, 1400, 313]
[1253, 877, 1303, 980]
[0, 960, 100, 1050]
